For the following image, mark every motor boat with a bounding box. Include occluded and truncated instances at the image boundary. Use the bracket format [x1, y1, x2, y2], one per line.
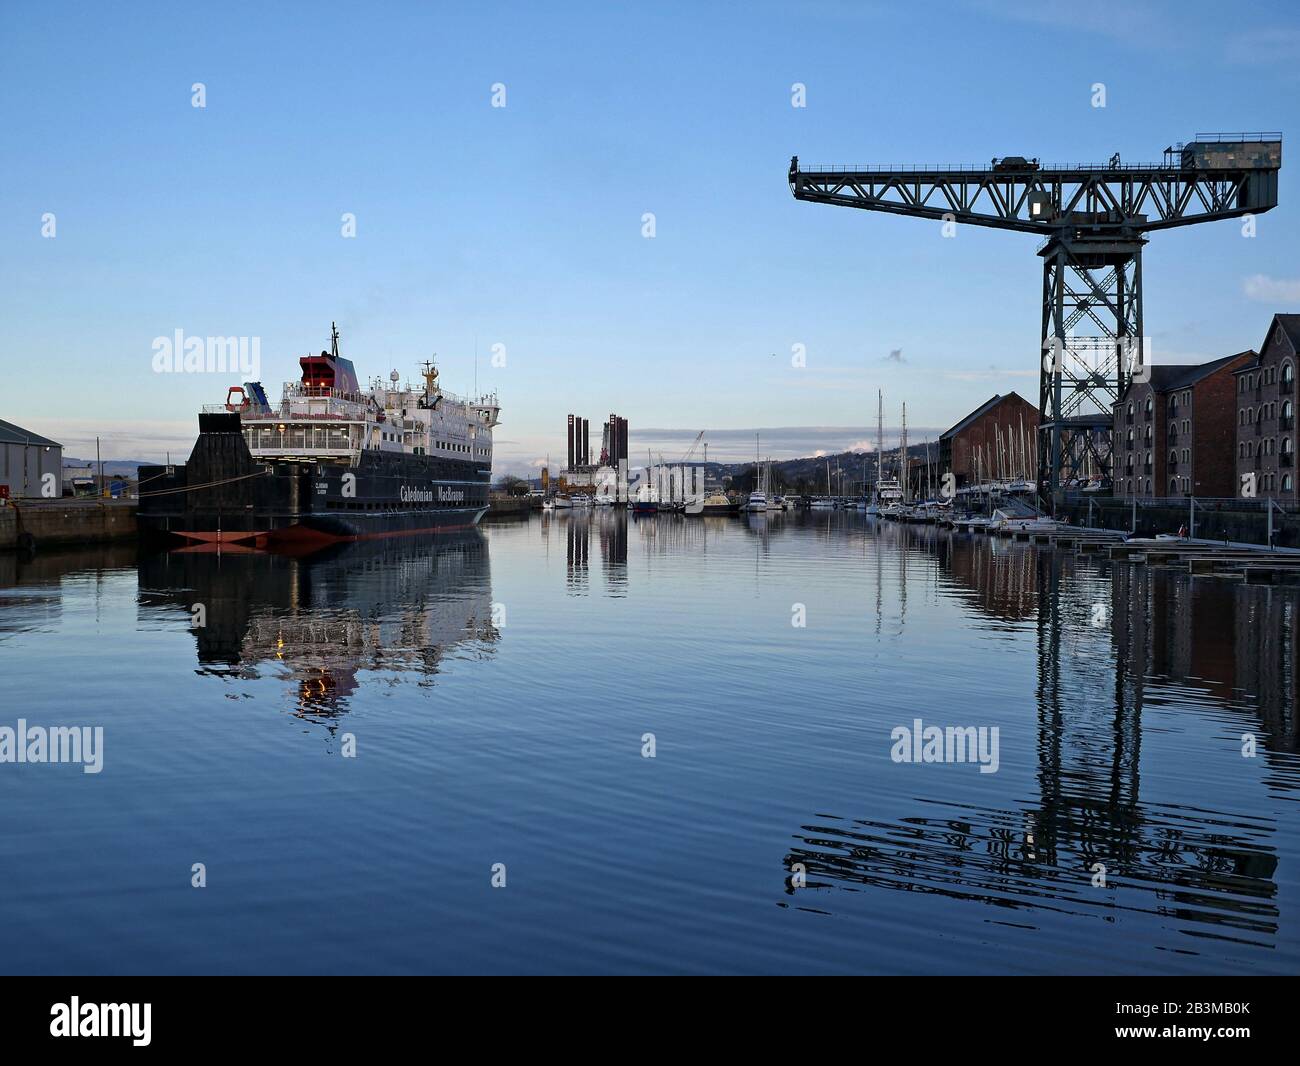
[988, 507, 1055, 533]
[698, 492, 738, 516]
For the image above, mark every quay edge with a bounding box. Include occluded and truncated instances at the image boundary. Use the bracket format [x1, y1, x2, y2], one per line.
[0, 499, 137, 552]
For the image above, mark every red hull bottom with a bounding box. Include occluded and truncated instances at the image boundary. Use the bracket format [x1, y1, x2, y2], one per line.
[172, 519, 482, 551]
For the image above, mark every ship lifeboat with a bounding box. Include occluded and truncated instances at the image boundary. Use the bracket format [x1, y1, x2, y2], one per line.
[225, 385, 250, 412]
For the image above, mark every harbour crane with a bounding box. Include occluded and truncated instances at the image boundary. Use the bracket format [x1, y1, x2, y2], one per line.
[681, 430, 706, 463]
[789, 134, 1282, 506]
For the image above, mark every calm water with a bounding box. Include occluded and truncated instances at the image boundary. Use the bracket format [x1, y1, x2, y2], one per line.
[1, 511, 1297, 975]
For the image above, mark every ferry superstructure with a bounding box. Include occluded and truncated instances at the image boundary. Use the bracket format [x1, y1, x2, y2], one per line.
[138, 325, 500, 548]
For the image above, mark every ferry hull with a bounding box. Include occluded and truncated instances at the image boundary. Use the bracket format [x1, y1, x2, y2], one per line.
[138, 412, 491, 550]
[163, 507, 488, 547]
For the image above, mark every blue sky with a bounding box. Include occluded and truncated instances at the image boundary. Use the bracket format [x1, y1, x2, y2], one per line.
[2, 0, 1298, 471]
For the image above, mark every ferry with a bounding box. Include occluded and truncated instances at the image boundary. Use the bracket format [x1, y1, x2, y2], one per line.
[138, 325, 500, 548]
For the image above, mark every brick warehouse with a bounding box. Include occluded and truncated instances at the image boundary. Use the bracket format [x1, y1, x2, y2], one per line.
[1113, 351, 1255, 500]
[1234, 313, 1300, 502]
[938, 392, 1038, 487]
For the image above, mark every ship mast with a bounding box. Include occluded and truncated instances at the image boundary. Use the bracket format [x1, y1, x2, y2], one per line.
[418, 356, 441, 408]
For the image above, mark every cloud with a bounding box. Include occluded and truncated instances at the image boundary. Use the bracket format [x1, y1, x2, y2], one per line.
[1226, 28, 1300, 66]
[963, 0, 1194, 47]
[16, 418, 199, 461]
[1243, 274, 1300, 303]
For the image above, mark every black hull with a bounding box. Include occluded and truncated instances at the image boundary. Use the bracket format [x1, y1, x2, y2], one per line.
[138, 412, 491, 548]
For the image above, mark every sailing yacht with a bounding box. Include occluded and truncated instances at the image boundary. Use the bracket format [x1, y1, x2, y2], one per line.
[744, 436, 770, 512]
[865, 390, 886, 515]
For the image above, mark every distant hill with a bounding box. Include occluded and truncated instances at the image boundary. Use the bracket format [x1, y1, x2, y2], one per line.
[717, 447, 926, 495]
[62, 458, 152, 477]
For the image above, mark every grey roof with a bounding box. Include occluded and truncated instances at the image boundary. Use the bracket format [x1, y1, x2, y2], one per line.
[1139, 350, 1255, 392]
[941, 392, 1031, 440]
[1275, 314, 1300, 352]
[1116, 352, 1254, 405]
[1238, 314, 1300, 368]
[0, 418, 61, 448]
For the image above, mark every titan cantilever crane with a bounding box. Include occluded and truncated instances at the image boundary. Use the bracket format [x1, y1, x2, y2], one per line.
[789, 134, 1282, 504]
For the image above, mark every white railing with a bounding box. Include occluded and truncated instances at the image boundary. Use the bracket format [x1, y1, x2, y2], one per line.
[249, 446, 357, 458]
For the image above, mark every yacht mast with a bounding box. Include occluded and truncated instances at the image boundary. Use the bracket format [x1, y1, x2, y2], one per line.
[900, 402, 909, 504]
[876, 390, 884, 499]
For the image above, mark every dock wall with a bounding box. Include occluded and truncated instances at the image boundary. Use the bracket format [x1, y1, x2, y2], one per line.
[0, 500, 138, 551]
[486, 495, 534, 518]
[1058, 497, 1299, 549]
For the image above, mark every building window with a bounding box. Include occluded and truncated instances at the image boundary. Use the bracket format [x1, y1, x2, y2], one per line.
[1144, 397, 1153, 417]
[1285, 474, 1294, 492]
[1169, 478, 1178, 494]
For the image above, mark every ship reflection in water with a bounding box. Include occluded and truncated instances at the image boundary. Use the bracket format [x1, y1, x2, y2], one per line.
[1, 513, 1298, 973]
[137, 531, 498, 725]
